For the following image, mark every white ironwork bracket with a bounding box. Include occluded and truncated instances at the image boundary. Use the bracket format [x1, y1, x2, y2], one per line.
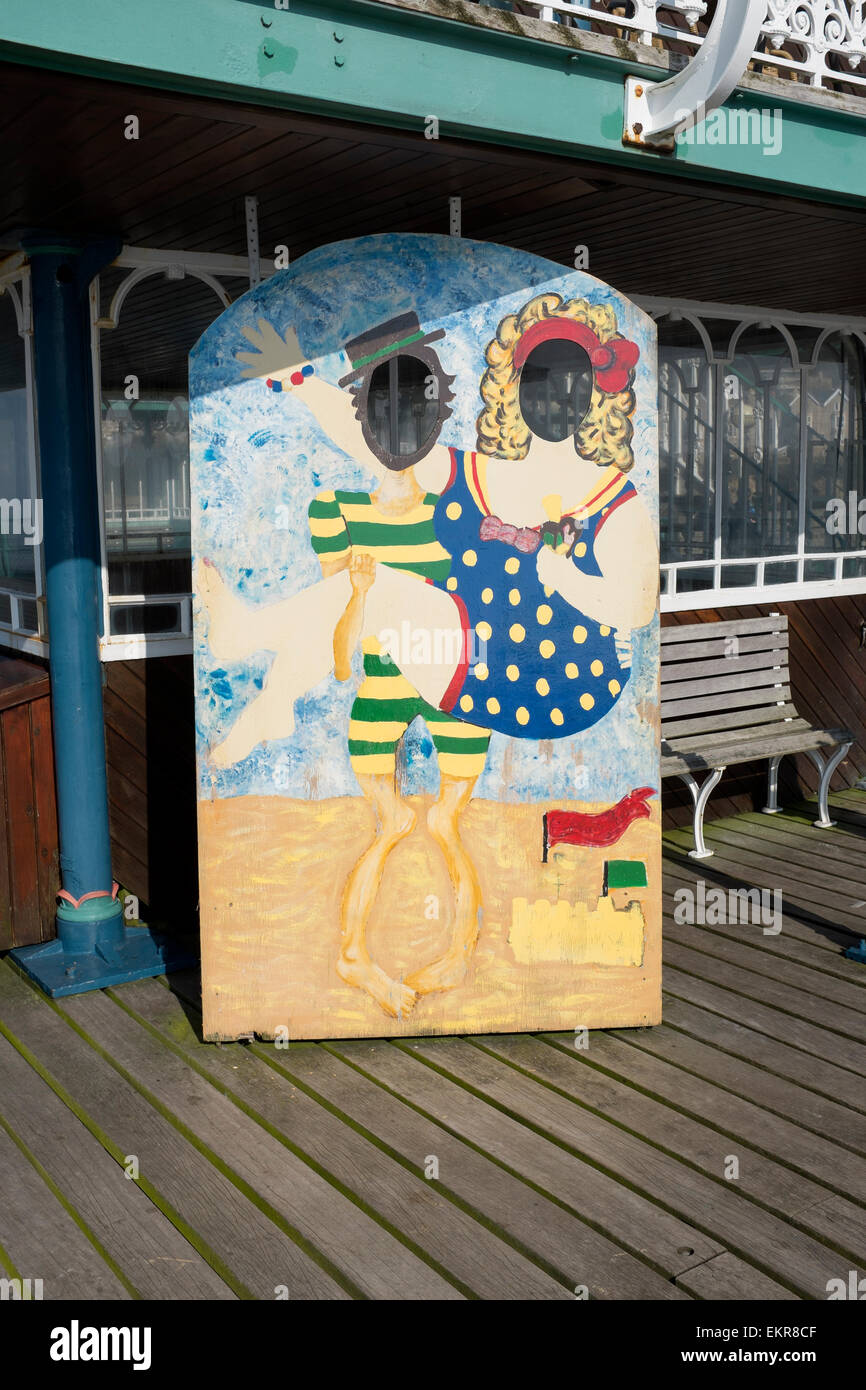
[623, 0, 768, 151]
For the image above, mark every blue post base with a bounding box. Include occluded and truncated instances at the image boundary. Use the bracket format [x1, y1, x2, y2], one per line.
[9, 897, 198, 997]
[844, 938, 866, 965]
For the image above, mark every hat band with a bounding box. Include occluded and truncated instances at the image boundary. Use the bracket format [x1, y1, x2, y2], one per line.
[351, 328, 428, 371]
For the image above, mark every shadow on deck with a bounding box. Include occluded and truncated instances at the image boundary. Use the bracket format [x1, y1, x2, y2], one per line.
[1, 794, 864, 1300]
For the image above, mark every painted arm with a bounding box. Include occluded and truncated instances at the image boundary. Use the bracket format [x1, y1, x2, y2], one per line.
[535, 499, 658, 633]
[236, 317, 452, 487]
[333, 554, 376, 681]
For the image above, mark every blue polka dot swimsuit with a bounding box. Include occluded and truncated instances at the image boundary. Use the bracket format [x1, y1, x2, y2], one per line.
[433, 449, 634, 739]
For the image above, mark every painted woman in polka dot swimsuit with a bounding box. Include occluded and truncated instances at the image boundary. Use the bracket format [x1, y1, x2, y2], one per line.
[433, 449, 635, 738]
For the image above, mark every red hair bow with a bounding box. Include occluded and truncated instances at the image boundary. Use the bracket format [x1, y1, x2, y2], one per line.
[513, 319, 639, 395]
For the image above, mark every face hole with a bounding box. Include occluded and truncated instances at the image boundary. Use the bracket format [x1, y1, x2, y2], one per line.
[366, 353, 442, 459]
[519, 338, 593, 443]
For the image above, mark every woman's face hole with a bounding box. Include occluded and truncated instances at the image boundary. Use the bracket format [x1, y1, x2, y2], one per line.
[519, 338, 593, 444]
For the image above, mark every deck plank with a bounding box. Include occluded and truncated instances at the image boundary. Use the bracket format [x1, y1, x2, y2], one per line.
[0, 1032, 235, 1299]
[327, 1036, 724, 1280]
[0, 963, 349, 1300]
[57, 986, 463, 1301]
[494, 1033, 866, 1250]
[400, 1035, 853, 1298]
[110, 975, 572, 1301]
[0, 1122, 131, 1301]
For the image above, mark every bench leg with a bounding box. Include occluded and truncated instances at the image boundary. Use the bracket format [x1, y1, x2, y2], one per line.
[763, 755, 784, 814]
[806, 743, 852, 828]
[679, 767, 725, 859]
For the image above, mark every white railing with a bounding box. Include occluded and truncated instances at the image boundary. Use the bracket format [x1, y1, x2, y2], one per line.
[497, 1, 866, 92]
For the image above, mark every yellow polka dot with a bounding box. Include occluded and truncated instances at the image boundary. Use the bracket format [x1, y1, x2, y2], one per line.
[446, 576, 458, 591]
[476, 620, 492, 642]
[505, 556, 520, 575]
[509, 624, 525, 643]
[600, 624, 611, 637]
[474, 663, 488, 681]
[575, 542, 587, 558]
[609, 679, 621, 696]
[515, 706, 530, 726]
[506, 664, 520, 682]
[446, 501, 462, 520]
[537, 604, 553, 626]
[565, 662, 579, 679]
[573, 625, 588, 644]
[580, 692, 595, 711]
[591, 659, 604, 677]
[460, 694, 474, 713]
[509, 588, 521, 606]
[481, 587, 494, 604]
[536, 677, 550, 696]
[463, 549, 477, 567]
[550, 708, 564, 727]
[486, 697, 500, 715]
[539, 639, 556, 659]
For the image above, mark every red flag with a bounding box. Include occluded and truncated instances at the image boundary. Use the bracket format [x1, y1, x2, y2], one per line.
[543, 787, 655, 861]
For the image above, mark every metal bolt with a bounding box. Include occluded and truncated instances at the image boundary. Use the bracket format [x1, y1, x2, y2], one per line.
[634, 84, 643, 97]
[334, 55, 345, 67]
[633, 122, 643, 135]
[333, 30, 344, 41]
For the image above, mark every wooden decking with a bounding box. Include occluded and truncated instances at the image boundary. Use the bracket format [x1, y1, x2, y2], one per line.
[1, 794, 865, 1301]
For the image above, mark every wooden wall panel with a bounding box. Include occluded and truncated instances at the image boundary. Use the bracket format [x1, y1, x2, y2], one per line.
[103, 655, 198, 925]
[0, 653, 59, 947]
[661, 594, 866, 829]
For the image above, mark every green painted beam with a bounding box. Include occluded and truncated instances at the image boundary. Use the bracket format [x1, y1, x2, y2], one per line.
[1, 0, 866, 205]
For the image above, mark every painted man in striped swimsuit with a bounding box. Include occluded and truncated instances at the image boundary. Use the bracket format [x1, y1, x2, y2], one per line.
[304, 318, 491, 1017]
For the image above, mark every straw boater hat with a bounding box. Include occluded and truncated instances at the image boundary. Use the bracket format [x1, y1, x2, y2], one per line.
[338, 311, 445, 387]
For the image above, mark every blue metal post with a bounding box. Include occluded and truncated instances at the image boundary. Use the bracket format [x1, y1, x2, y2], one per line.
[10, 235, 196, 995]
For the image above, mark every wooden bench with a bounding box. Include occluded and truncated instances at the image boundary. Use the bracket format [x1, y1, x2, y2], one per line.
[661, 615, 854, 858]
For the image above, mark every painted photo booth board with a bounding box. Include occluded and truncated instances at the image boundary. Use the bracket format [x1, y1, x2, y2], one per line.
[191, 234, 660, 1041]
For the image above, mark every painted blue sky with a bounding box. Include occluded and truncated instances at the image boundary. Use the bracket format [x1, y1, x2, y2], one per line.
[190, 234, 658, 804]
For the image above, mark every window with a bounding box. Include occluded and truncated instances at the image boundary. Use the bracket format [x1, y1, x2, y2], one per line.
[0, 271, 43, 654]
[652, 302, 866, 607]
[95, 257, 244, 656]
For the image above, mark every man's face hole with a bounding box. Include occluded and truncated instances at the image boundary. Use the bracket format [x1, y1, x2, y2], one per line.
[519, 338, 593, 443]
[366, 353, 442, 464]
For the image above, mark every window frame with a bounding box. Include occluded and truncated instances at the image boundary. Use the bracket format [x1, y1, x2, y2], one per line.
[0, 263, 46, 657]
[91, 247, 246, 662]
[641, 295, 866, 612]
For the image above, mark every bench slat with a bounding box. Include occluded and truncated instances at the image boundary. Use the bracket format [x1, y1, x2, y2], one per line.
[660, 685, 792, 721]
[662, 702, 802, 741]
[661, 615, 787, 644]
[661, 724, 848, 775]
[663, 719, 814, 755]
[661, 647, 788, 685]
[655, 632, 790, 662]
[661, 666, 789, 704]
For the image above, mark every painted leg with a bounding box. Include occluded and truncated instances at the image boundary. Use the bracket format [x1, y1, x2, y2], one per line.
[336, 774, 419, 1018]
[762, 755, 784, 814]
[406, 774, 482, 995]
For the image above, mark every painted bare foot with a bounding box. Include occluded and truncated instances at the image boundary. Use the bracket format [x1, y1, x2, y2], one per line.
[405, 946, 474, 996]
[336, 954, 418, 1018]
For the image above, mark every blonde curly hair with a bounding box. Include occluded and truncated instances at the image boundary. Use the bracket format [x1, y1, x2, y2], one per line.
[476, 293, 636, 472]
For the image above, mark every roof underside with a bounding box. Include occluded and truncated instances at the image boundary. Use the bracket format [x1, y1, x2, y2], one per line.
[2, 61, 865, 316]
